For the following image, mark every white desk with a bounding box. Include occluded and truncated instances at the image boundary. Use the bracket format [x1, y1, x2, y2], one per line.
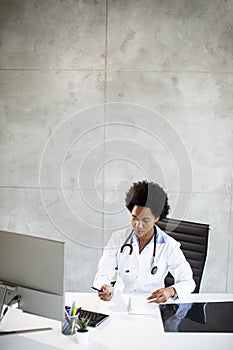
[1, 293, 233, 350]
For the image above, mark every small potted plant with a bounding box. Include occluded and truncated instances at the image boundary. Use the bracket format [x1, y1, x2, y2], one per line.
[76, 316, 90, 345]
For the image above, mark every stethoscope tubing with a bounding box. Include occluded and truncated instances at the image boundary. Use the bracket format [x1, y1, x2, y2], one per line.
[119, 227, 158, 275]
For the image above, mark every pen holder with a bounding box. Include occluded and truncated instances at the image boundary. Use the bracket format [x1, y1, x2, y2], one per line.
[62, 306, 79, 335]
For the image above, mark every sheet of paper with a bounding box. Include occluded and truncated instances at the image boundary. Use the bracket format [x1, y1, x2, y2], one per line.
[128, 295, 160, 315]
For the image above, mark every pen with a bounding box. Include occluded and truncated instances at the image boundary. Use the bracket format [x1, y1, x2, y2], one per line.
[91, 286, 104, 293]
[64, 309, 71, 323]
[71, 303, 77, 334]
[72, 303, 77, 316]
[69, 301, 75, 316]
[91, 286, 112, 296]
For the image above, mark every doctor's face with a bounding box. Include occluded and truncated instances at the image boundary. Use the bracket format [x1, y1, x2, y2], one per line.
[130, 206, 158, 238]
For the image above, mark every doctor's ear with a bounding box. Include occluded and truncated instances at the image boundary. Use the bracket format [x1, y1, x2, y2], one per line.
[154, 216, 160, 223]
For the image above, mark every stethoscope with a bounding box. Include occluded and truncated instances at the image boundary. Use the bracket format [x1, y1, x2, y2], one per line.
[119, 227, 158, 275]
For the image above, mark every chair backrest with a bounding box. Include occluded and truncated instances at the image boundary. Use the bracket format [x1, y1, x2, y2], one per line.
[156, 218, 210, 293]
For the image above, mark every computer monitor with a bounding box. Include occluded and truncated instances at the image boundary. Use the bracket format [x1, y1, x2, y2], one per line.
[0, 230, 65, 321]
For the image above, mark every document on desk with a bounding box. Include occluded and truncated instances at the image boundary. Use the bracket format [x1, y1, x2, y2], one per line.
[128, 295, 159, 315]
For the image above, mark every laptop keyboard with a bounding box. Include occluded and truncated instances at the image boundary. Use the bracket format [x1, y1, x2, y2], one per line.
[78, 309, 109, 327]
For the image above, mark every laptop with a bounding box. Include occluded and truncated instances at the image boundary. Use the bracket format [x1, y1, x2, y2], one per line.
[159, 301, 233, 333]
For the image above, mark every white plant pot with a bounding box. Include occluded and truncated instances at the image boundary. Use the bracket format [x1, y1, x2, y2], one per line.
[76, 330, 89, 345]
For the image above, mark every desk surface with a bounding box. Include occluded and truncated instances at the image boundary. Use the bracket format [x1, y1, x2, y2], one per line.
[1, 293, 233, 350]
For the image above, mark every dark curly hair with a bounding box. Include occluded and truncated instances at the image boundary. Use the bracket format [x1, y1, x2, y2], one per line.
[125, 180, 170, 219]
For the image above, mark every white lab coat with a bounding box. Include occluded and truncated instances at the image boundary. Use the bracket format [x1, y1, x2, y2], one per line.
[93, 225, 195, 299]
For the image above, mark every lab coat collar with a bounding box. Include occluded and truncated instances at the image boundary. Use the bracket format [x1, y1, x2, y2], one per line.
[155, 224, 166, 243]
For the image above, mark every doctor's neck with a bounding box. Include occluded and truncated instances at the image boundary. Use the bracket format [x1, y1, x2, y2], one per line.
[136, 228, 154, 253]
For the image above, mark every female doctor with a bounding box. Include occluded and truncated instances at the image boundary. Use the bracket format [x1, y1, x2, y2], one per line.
[93, 181, 195, 303]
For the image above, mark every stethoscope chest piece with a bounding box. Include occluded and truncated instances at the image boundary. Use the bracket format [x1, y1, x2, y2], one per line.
[151, 265, 158, 275]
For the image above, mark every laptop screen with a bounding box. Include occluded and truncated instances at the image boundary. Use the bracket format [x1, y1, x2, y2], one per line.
[159, 301, 233, 333]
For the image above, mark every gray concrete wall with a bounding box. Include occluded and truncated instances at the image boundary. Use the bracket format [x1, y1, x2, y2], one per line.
[0, 0, 232, 293]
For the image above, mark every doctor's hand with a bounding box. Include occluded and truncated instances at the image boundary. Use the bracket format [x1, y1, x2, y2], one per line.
[98, 284, 113, 301]
[147, 287, 176, 304]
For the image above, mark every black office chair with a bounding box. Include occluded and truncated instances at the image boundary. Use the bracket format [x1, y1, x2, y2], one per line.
[156, 218, 210, 293]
